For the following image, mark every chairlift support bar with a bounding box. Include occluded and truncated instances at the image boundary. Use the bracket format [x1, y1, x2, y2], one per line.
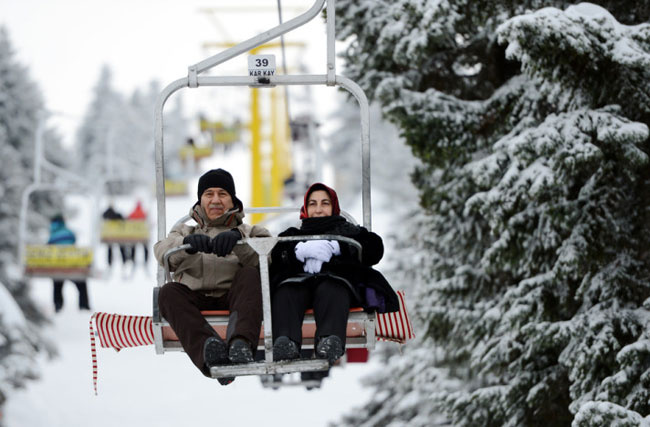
[163, 237, 362, 284]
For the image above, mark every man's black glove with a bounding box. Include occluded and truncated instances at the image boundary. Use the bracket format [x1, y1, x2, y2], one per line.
[211, 230, 241, 257]
[183, 234, 212, 254]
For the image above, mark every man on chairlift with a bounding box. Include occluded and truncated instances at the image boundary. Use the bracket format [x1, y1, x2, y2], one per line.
[154, 168, 271, 385]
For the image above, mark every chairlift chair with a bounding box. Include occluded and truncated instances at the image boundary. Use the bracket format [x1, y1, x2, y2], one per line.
[23, 244, 93, 280]
[199, 117, 242, 147]
[100, 178, 151, 246]
[100, 219, 150, 245]
[163, 179, 189, 197]
[178, 144, 213, 162]
[152, 0, 376, 381]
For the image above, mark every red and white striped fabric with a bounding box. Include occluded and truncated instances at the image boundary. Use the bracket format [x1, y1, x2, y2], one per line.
[89, 312, 154, 395]
[375, 290, 415, 344]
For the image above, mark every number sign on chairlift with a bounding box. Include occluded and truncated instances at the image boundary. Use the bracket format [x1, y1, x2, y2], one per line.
[248, 54, 276, 77]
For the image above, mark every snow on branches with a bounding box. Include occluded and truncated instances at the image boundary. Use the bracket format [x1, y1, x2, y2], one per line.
[336, 1, 650, 425]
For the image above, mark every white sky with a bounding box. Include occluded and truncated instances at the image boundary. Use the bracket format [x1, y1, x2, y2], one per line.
[0, 0, 336, 146]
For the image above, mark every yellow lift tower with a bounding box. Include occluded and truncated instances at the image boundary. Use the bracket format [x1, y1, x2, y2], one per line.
[200, 7, 305, 223]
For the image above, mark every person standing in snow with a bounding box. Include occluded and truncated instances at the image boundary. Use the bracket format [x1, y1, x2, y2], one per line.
[47, 214, 90, 313]
[270, 183, 399, 365]
[126, 200, 149, 267]
[154, 168, 271, 385]
[101, 205, 130, 268]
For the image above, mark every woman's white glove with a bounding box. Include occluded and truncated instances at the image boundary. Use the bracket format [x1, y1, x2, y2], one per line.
[295, 240, 341, 273]
[294, 240, 340, 262]
[303, 258, 324, 274]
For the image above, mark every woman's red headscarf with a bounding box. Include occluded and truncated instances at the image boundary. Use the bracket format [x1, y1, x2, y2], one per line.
[299, 183, 341, 219]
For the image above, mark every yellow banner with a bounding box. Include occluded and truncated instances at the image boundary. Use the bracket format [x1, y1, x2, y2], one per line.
[25, 245, 93, 268]
[179, 145, 212, 160]
[165, 179, 188, 196]
[199, 119, 241, 144]
[100, 220, 150, 242]
[213, 129, 239, 144]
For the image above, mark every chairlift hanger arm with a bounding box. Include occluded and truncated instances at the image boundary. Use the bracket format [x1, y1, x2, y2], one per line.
[274, 235, 363, 263]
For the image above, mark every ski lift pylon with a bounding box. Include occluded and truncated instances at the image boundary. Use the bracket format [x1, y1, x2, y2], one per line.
[152, 0, 374, 380]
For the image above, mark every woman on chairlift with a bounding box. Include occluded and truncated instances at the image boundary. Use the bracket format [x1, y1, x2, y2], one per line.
[270, 183, 399, 365]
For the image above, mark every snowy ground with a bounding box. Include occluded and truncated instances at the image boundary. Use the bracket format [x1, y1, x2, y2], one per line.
[5, 144, 383, 427]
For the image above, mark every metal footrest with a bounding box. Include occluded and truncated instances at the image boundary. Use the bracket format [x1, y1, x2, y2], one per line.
[210, 359, 329, 379]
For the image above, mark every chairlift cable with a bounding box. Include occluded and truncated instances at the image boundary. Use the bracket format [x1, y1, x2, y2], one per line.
[276, 0, 292, 125]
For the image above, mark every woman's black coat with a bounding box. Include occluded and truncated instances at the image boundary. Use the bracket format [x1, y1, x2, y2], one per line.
[270, 215, 399, 313]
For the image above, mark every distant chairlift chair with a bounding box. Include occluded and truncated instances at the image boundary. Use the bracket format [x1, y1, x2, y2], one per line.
[100, 218, 150, 247]
[19, 182, 101, 282]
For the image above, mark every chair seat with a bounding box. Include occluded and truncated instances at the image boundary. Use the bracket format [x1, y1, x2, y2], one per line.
[160, 307, 371, 350]
[25, 267, 92, 280]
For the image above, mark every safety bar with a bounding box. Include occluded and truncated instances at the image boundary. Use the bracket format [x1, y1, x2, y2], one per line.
[162, 235, 362, 284]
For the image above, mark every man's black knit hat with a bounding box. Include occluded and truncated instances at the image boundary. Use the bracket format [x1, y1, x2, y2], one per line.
[197, 168, 243, 211]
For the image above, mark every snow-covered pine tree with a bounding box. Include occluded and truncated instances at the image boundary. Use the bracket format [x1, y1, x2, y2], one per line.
[75, 65, 126, 190]
[324, 95, 418, 209]
[0, 26, 57, 418]
[336, 1, 650, 425]
[160, 89, 189, 179]
[118, 83, 158, 189]
[324, 94, 364, 207]
[76, 69, 187, 193]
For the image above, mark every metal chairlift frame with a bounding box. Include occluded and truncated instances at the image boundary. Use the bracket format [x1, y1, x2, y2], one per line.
[152, 0, 374, 379]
